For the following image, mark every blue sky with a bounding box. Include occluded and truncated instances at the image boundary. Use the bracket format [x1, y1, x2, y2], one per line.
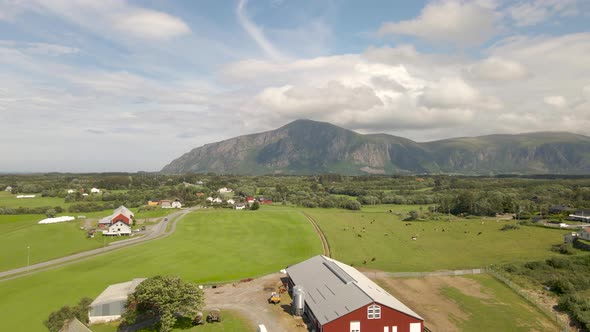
[0, 0, 589, 172]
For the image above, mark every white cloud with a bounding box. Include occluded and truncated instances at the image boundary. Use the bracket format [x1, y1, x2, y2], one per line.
[543, 95, 567, 108]
[469, 57, 529, 81]
[507, 0, 583, 26]
[4, 0, 191, 40]
[420, 78, 481, 109]
[112, 9, 190, 40]
[236, 0, 283, 60]
[378, 0, 499, 46]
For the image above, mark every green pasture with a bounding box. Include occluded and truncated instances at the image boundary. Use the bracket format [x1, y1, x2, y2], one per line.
[442, 274, 559, 331]
[90, 310, 253, 332]
[0, 209, 321, 331]
[0, 191, 68, 208]
[307, 207, 566, 271]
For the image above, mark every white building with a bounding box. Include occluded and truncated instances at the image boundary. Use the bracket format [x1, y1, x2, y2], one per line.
[212, 197, 223, 203]
[4, 186, 12, 192]
[101, 206, 134, 236]
[171, 200, 182, 208]
[218, 187, 233, 194]
[227, 199, 235, 205]
[234, 203, 247, 210]
[206, 197, 213, 202]
[88, 278, 146, 324]
[91, 188, 101, 194]
[67, 189, 75, 194]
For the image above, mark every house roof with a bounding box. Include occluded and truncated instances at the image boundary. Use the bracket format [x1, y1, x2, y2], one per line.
[99, 206, 133, 225]
[286, 255, 423, 325]
[59, 317, 92, 332]
[573, 209, 590, 216]
[91, 278, 146, 306]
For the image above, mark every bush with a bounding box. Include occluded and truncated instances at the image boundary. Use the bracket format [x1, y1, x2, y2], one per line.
[546, 257, 571, 269]
[547, 277, 575, 294]
[340, 200, 361, 210]
[500, 224, 520, 231]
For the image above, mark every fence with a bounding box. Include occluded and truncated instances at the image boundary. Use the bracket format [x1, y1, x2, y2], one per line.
[486, 267, 570, 332]
[387, 268, 484, 278]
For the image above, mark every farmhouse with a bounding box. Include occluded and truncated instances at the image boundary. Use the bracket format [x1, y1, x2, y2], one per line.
[234, 203, 247, 210]
[227, 199, 235, 205]
[88, 278, 146, 324]
[90, 188, 101, 194]
[67, 189, 75, 194]
[171, 200, 182, 208]
[286, 255, 423, 332]
[100, 206, 134, 236]
[246, 196, 255, 203]
[568, 209, 590, 222]
[160, 200, 173, 208]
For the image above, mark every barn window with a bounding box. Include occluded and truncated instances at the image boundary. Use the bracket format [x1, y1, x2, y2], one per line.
[368, 304, 381, 319]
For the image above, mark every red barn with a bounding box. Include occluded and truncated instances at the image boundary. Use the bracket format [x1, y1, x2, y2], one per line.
[286, 255, 423, 332]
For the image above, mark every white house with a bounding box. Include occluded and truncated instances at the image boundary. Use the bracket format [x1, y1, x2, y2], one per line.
[4, 186, 12, 192]
[171, 200, 182, 208]
[206, 197, 214, 202]
[212, 197, 223, 203]
[101, 206, 133, 236]
[218, 187, 233, 194]
[91, 187, 101, 194]
[67, 189, 75, 194]
[234, 203, 247, 210]
[227, 199, 235, 205]
[82, 193, 89, 196]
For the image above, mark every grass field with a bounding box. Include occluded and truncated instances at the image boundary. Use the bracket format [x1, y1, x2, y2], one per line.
[90, 310, 254, 332]
[0, 209, 322, 331]
[0, 191, 69, 208]
[307, 206, 566, 271]
[0, 214, 125, 271]
[378, 274, 559, 331]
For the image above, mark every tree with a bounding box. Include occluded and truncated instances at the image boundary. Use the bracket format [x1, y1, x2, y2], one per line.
[44, 297, 92, 332]
[123, 276, 204, 332]
[250, 201, 260, 210]
[45, 208, 57, 218]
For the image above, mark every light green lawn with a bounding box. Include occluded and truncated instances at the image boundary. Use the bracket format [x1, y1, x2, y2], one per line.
[90, 310, 254, 332]
[0, 191, 68, 208]
[442, 274, 559, 331]
[308, 207, 565, 271]
[0, 209, 322, 331]
[0, 214, 123, 271]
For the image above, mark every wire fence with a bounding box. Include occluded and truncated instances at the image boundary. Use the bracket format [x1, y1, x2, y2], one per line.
[486, 267, 570, 332]
[387, 268, 484, 278]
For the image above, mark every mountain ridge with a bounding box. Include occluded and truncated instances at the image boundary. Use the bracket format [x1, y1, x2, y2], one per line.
[161, 119, 590, 175]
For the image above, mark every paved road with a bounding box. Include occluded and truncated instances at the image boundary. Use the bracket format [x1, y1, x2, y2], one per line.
[0, 207, 196, 281]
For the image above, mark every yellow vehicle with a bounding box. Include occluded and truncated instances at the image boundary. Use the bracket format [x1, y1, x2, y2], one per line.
[268, 291, 280, 304]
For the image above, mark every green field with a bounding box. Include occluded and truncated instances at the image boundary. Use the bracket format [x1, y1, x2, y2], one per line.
[442, 274, 558, 331]
[0, 214, 127, 271]
[308, 207, 566, 271]
[90, 310, 253, 332]
[0, 209, 322, 331]
[0, 191, 69, 208]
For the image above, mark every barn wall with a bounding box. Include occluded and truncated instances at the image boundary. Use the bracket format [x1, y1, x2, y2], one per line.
[322, 302, 422, 332]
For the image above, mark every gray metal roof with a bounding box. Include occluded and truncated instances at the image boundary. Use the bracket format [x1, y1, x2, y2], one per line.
[90, 278, 146, 308]
[286, 255, 423, 325]
[59, 318, 92, 332]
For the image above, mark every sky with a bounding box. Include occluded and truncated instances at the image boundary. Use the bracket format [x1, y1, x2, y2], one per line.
[0, 0, 589, 172]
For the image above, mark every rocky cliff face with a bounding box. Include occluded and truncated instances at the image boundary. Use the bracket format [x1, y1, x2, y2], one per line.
[161, 120, 590, 175]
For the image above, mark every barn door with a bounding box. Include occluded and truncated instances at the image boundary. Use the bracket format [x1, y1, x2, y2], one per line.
[350, 321, 360, 332]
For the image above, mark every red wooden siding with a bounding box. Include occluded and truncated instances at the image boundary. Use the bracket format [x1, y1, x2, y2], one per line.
[322, 302, 422, 332]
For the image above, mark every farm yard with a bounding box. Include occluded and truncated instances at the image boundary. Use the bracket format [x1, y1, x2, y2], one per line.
[306, 206, 568, 271]
[0, 209, 322, 331]
[376, 274, 560, 331]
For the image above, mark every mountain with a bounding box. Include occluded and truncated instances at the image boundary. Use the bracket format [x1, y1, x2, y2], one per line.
[161, 119, 590, 175]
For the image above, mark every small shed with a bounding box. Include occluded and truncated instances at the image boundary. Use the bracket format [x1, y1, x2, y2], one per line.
[89, 278, 146, 324]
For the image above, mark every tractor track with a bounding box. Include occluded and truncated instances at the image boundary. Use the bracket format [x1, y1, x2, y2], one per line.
[301, 211, 331, 257]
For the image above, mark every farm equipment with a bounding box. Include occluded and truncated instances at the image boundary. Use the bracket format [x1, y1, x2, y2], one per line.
[192, 312, 204, 325]
[268, 291, 281, 304]
[206, 309, 222, 323]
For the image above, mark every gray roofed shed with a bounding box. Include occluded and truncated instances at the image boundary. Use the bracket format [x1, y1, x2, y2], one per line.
[89, 278, 146, 324]
[286, 255, 422, 325]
